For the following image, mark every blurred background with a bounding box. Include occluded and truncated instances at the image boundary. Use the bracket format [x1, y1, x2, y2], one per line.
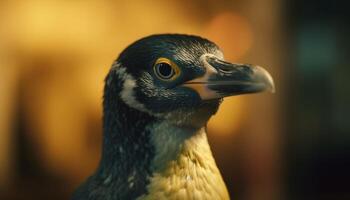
[0, 0, 349, 199]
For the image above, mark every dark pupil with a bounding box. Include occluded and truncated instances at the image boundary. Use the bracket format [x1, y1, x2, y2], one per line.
[157, 63, 173, 78]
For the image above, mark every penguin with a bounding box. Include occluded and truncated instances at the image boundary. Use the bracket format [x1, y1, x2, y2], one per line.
[72, 34, 274, 200]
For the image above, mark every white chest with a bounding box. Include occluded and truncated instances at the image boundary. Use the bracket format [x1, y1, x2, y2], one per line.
[138, 126, 230, 200]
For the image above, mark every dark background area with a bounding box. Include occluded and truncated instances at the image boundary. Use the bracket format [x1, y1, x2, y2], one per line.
[286, 0, 350, 199]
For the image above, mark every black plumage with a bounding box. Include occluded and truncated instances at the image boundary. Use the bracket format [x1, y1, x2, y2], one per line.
[72, 34, 274, 200]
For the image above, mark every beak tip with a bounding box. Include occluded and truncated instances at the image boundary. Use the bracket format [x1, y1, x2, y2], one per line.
[266, 74, 275, 93]
[269, 83, 276, 93]
[255, 66, 275, 94]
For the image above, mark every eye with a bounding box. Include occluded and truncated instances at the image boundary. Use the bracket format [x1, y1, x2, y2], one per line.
[155, 62, 174, 79]
[153, 58, 180, 81]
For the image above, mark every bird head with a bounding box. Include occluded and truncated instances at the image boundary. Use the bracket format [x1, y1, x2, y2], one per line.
[106, 34, 274, 128]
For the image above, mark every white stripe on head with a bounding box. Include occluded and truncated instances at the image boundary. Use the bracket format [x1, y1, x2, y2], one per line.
[116, 67, 148, 112]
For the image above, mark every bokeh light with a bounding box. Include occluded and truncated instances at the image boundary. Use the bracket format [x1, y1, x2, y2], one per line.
[203, 12, 253, 61]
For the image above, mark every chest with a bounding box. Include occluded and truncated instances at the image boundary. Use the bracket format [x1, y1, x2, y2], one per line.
[138, 127, 230, 200]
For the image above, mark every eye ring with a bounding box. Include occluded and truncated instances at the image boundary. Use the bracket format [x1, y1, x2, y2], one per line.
[153, 58, 180, 81]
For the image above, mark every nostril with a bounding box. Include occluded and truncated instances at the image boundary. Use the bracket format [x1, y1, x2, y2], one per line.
[207, 57, 237, 73]
[202, 54, 255, 76]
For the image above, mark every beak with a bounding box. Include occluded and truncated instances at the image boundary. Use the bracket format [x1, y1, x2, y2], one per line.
[183, 54, 275, 100]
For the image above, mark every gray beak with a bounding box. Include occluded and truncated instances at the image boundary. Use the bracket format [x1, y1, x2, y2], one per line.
[183, 54, 275, 100]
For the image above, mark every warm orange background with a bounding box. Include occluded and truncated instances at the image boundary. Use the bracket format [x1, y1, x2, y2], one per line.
[0, 0, 282, 199]
[1, 0, 348, 200]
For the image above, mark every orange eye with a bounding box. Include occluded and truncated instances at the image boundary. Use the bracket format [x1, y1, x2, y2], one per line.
[153, 58, 180, 81]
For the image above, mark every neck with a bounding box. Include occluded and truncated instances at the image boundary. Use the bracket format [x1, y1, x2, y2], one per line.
[92, 73, 156, 199]
[95, 71, 229, 199]
[99, 96, 155, 176]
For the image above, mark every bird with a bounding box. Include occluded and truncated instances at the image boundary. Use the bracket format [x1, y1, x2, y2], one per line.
[72, 34, 274, 200]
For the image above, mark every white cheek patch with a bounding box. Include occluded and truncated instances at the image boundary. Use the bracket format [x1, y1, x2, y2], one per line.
[119, 70, 148, 112]
[112, 65, 159, 115]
